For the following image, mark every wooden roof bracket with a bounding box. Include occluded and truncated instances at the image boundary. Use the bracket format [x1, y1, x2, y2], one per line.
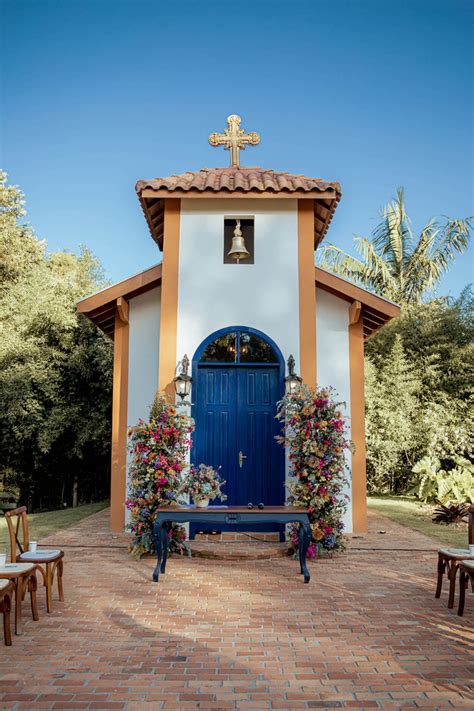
[116, 297, 129, 324]
[349, 300, 362, 325]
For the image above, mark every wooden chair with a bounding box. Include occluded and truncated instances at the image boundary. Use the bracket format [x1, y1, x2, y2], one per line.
[0, 580, 14, 646]
[4, 506, 64, 613]
[457, 560, 474, 616]
[435, 505, 474, 608]
[0, 564, 38, 635]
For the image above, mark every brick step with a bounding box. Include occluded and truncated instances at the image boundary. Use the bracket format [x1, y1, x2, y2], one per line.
[189, 540, 288, 560]
[194, 531, 281, 542]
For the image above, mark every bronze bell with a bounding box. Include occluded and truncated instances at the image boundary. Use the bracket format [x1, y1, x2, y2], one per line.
[227, 219, 250, 263]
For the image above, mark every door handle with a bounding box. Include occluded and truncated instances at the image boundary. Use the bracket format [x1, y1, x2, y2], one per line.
[238, 451, 247, 468]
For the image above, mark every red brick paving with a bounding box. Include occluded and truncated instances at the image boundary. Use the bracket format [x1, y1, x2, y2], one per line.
[0, 508, 472, 710]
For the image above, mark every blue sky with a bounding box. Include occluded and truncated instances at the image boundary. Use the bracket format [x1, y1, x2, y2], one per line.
[1, 0, 473, 295]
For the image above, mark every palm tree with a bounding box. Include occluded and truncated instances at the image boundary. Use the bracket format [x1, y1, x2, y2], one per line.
[317, 188, 472, 305]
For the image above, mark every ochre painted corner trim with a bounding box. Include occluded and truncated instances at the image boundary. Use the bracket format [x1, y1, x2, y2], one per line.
[349, 317, 367, 533]
[298, 201, 317, 387]
[158, 199, 181, 400]
[110, 301, 130, 532]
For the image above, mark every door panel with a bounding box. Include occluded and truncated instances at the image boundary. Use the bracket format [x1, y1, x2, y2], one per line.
[191, 364, 284, 537]
[236, 368, 283, 507]
[194, 367, 238, 504]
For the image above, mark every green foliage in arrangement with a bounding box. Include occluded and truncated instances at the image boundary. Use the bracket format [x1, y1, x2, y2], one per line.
[0, 171, 113, 509]
[318, 187, 472, 305]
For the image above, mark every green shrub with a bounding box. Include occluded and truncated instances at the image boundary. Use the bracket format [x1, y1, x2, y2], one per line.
[411, 455, 474, 504]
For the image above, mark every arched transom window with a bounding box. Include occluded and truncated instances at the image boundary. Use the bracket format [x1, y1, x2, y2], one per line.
[199, 330, 279, 364]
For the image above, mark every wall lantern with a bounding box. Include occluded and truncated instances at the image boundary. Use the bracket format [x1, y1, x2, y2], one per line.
[174, 354, 192, 400]
[285, 355, 302, 395]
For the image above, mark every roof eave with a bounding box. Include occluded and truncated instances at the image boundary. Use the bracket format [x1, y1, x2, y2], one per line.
[77, 263, 162, 338]
[315, 267, 401, 339]
[138, 187, 339, 200]
[138, 188, 341, 251]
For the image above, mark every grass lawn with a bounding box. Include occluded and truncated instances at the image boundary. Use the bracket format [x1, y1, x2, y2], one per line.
[0, 501, 109, 553]
[368, 496, 468, 548]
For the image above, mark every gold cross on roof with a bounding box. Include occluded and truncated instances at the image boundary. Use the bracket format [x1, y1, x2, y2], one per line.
[209, 114, 260, 168]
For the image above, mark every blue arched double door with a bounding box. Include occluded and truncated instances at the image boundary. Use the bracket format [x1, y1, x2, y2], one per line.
[191, 327, 285, 537]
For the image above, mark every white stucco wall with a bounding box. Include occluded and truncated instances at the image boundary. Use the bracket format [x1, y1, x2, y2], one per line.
[177, 198, 300, 369]
[126, 287, 161, 498]
[316, 287, 353, 532]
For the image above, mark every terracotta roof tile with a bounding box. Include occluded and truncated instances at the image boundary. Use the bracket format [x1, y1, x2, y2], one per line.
[136, 167, 341, 196]
[136, 167, 342, 250]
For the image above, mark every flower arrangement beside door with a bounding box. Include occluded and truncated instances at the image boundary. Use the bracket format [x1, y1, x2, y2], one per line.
[276, 385, 351, 558]
[180, 464, 227, 507]
[126, 394, 194, 557]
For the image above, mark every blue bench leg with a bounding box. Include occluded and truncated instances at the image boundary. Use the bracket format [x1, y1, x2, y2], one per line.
[160, 524, 169, 574]
[152, 522, 163, 582]
[298, 523, 311, 584]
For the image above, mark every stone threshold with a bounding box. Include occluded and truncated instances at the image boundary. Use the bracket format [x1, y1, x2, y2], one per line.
[193, 531, 281, 542]
[189, 539, 288, 560]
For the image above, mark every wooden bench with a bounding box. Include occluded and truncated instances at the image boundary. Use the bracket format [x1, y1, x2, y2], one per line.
[152, 505, 313, 583]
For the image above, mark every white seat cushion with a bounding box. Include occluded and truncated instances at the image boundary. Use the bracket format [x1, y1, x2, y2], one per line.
[439, 548, 474, 558]
[460, 560, 474, 571]
[0, 562, 36, 574]
[0, 579, 12, 591]
[19, 549, 62, 562]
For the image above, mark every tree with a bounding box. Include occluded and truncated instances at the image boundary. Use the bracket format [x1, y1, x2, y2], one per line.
[318, 188, 472, 304]
[365, 292, 473, 494]
[366, 287, 474, 404]
[0, 171, 113, 509]
[365, 336, 422, 493]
